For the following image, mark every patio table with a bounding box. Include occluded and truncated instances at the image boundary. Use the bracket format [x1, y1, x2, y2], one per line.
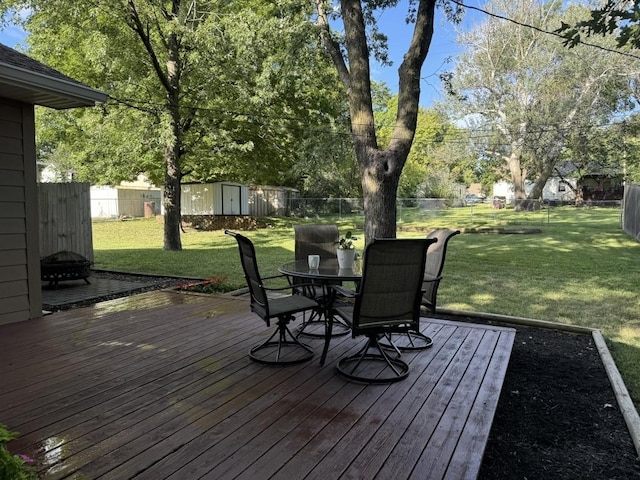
[279, 258, 362, 365]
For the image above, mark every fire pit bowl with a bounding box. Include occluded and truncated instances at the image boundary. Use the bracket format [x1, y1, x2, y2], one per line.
[41, 251, 92, 287]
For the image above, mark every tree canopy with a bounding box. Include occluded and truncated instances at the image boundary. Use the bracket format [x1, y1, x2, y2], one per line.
[375, 94, 474, 198]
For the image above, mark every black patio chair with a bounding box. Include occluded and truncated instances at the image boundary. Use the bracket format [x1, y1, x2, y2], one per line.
[332, 238, 431, 383]
[292, 224, 350, 337]
[381, 228, 460, 351]
[225, 230, 318, 365]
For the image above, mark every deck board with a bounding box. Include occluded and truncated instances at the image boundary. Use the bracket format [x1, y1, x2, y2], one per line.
[0, 290, 515, 480]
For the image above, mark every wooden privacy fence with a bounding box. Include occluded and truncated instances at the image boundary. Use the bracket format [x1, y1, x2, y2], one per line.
[39, 182, 93, 262]
[623, 184, 640, 242]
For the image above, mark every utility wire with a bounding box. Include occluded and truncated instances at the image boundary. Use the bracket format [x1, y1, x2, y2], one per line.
[450, 0, 640, 61]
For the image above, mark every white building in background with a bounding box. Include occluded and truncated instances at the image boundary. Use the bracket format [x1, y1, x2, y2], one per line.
[181, 182, 249, 216]
[90, 175, 161, 218]
[493, 177, 577, 203]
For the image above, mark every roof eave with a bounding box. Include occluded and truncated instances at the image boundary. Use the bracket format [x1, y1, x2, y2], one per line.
[0, 63, 107, 109]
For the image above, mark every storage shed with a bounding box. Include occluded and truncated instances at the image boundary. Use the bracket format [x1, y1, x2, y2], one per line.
[182, 182, 249, 216]
[0, 43, 106, 324]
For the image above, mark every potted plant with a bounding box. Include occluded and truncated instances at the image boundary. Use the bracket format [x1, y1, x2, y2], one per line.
[336, 231, 357, 269]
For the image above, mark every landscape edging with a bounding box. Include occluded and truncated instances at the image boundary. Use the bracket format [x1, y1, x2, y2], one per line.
[592, 330, 640, 459]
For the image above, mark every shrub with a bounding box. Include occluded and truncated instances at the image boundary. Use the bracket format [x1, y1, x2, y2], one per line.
[0, 424, 38, 480]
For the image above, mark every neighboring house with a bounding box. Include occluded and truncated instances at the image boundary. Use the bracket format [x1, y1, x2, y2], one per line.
[493, 178, 578, 203]
[493, 172, 623, 204]
[0, 43, 106, 325]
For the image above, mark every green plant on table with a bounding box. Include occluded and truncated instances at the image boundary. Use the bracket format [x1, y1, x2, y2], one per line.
[0, 424, 38, 480]
[337, 231, 357, 250]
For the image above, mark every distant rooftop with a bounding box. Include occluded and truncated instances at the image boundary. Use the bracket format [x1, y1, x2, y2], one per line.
[0, 43, 107, 109]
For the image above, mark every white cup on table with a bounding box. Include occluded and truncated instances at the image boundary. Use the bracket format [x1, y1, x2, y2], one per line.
[308, 254, 320, 269]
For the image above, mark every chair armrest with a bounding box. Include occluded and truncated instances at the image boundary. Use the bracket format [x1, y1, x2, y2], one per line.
[331, 285, 357, 298]
[423, 274, 442, 285]
[262, 273, 288, 281]
[260, 274, 296, 293]
[263, 275, 320, 294]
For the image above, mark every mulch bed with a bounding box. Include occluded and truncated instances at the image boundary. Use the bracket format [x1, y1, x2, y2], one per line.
[42, 274, 640, 478]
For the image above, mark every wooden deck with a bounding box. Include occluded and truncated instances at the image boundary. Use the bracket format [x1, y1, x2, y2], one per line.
[0, 291, 515, 480]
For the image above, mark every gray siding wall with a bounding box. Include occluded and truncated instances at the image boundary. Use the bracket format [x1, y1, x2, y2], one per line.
[0, 99, 42, 324]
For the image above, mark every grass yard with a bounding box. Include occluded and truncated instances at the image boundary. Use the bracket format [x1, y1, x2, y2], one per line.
[92, 205, 640, 407]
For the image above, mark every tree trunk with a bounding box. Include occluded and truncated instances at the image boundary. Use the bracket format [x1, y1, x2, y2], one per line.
[528, 159, 556, 200]
[126, 1, 184, 250]
[507, 151, 527, 200]
[163, 29, 183, 251]
[163, 133, 182, 251]
[332, 0, 435, 244]
[361, 150, 402, 239]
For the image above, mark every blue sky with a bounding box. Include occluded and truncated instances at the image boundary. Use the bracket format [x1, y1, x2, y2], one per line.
[370, 1, 483, 107]
[0, 1, 485, 107]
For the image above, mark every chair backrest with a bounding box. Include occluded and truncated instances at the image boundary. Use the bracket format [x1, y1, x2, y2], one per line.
[422, 229, 460, 311]
[352, 238, 434, 334]
[225, 230, 269, 321]
[293, 224, 339, 261]
[424, 229, 461, 278]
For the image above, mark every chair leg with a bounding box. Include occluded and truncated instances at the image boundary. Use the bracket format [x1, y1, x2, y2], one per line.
[250, 316, 314, 365]
[379, 330, 433, 351]
[336, 335, 410, 383]
[297, 302, 350, 338]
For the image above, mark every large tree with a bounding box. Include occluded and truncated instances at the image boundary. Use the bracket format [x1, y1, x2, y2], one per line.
[446, 0, 635, 204]
[315, 0, 462, 242]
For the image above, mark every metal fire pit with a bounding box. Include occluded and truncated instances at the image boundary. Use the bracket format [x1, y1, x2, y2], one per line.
[41, 251, 92, 287]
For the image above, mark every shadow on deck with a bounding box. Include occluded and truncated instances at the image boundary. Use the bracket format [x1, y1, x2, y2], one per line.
[0, 290, 515, 479]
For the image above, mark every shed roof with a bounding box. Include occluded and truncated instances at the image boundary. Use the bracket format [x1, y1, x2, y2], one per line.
[0, 43, 107, 109]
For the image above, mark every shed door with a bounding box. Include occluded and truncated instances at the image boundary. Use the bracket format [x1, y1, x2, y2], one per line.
[222, 184, 241, 215]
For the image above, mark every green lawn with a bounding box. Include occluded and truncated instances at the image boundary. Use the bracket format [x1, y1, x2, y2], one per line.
[92, 205, 640, 407]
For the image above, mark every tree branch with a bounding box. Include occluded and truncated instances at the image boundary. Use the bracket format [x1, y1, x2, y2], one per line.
[126, 0, 172, 94]
[392, 0, 437, 156]
[315, 0, 350, 90]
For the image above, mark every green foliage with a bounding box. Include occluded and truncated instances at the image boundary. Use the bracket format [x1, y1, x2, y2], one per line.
[8, 0, 347, 190]
[337, 231, 357, 250]
[0, 424, 37, 480]
[375, 95, 475, 198]
[557, 0, 640, 50]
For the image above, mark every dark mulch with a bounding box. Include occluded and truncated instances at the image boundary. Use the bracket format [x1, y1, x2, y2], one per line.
[42, 273, 640, 478]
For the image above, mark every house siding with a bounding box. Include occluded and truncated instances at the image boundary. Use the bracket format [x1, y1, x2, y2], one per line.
[0, 98, 42, 324]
